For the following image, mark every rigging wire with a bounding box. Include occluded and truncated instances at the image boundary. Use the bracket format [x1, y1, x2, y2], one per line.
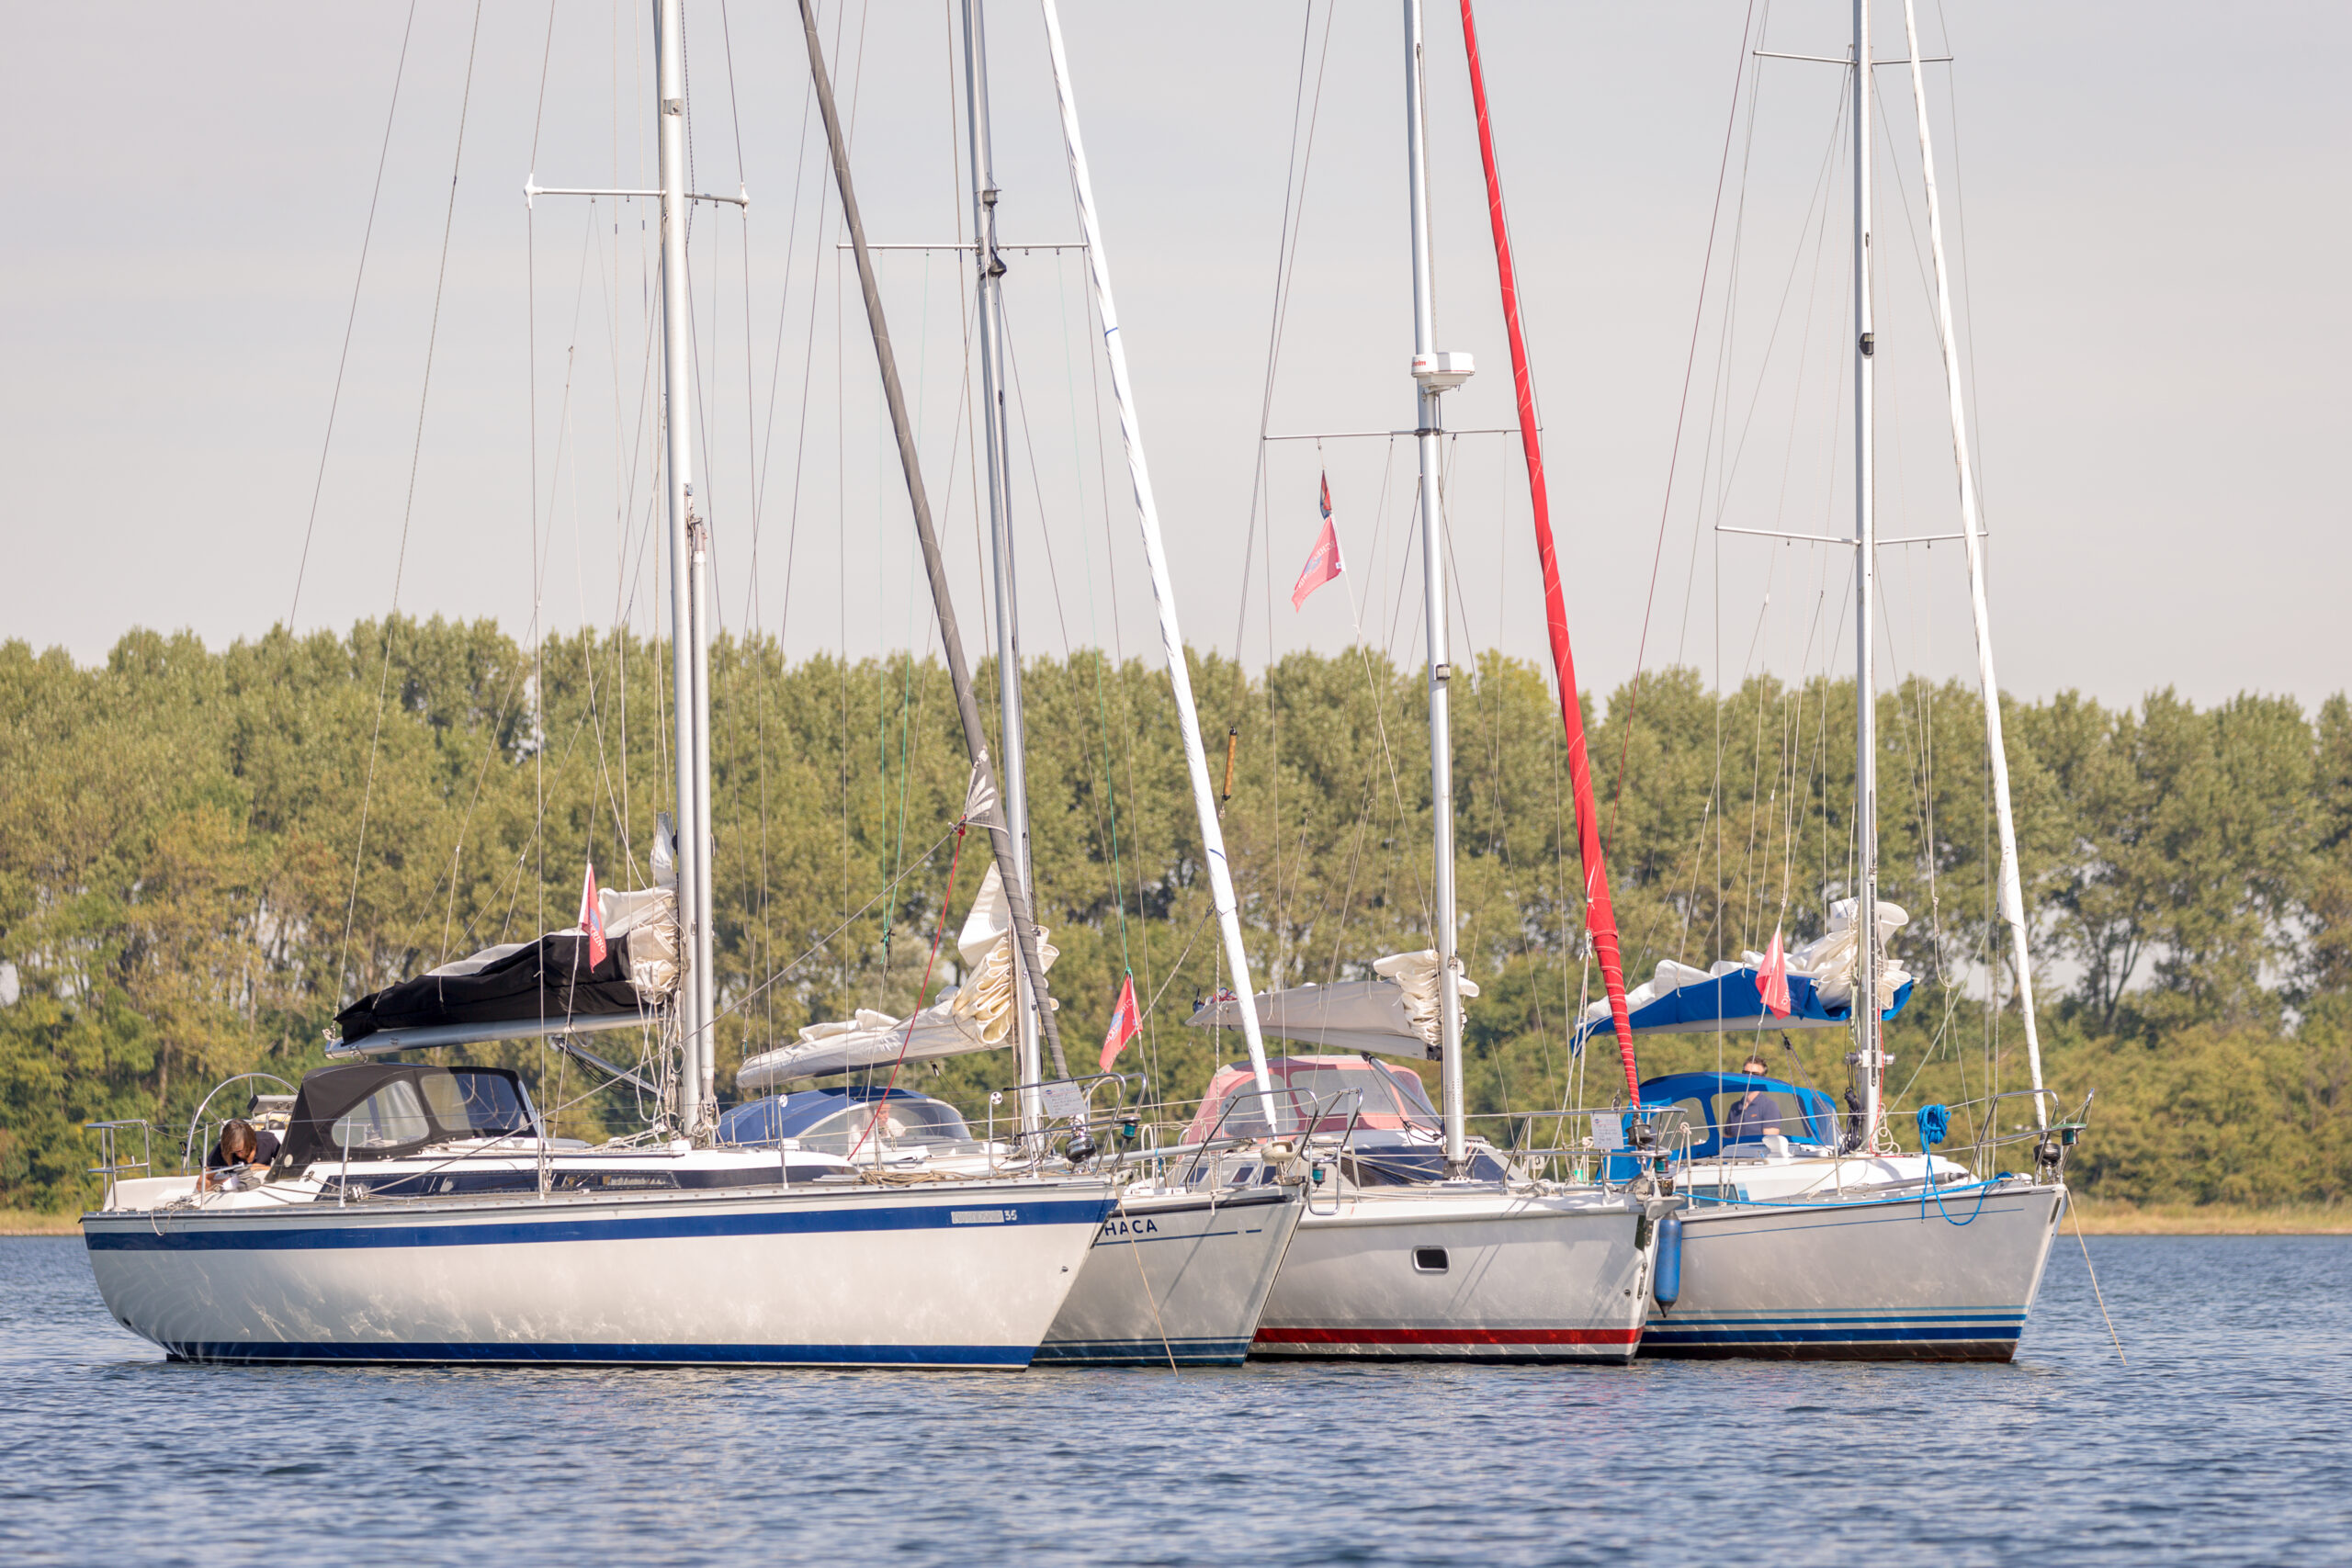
[288, 0, 419, 632]
[1609, 0, 1761, 864]
[334, 0, 488, 1010]
[1231, 0, 1338, 664]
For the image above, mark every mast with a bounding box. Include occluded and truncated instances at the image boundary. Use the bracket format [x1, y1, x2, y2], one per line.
[1453, 0, 1640, 1104]
[1036, 0, 1278, 1111]
[1851, 0, 1886, 1153]
[655, 0, 714, 1135]
[795, 0, 1070, 1095]
[960, 0, 1056, 1133]
[1899, 0, 2047, 1130]
[1402, 0, 1473, 1171]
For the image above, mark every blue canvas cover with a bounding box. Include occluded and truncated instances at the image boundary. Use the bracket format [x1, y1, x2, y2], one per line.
[1572, 964, 1913, 1053]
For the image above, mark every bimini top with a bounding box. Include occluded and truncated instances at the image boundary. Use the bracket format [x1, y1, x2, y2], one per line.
[271, 1063, 539, 1174]
[1637, 1071, 1839, 1160]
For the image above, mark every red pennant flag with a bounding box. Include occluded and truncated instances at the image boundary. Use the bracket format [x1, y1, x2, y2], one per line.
[1099, 973, 1141, 1074]
[1290, 474, 1344, 610]
[1758, 924, 1792, 1019]
[579, 862, 609, 969]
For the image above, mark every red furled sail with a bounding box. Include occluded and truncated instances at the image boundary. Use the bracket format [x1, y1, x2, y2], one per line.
[1457, 0, 1639, 1100]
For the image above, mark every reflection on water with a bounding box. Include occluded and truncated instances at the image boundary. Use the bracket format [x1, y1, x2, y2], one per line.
[5, 1233, 2346, 1565]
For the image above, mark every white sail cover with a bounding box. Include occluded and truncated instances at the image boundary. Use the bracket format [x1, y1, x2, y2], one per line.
[1183, 951, 1481, 1063]
[735, 863, 1057, 1090]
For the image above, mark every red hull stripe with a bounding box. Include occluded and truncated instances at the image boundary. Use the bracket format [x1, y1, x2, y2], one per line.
[1256, 1325, 1641, 1347]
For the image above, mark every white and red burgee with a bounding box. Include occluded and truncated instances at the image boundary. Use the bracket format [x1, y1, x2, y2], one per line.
[1290, 473, 1344, 610]
[1758, 924, 1792, 1019]
[1098, 973, 1141, 1074]
[579, 862, 609, 969]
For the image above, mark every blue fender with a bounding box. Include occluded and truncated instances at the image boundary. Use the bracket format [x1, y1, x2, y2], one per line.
[1652, 1211, 1683, 1308]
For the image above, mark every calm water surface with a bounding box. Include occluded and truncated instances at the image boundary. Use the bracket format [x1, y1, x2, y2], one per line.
[4, 1233, 2345, 1565]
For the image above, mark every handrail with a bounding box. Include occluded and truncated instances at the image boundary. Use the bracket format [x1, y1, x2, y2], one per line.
[181, 1072, 297, 1173]
[979, 1071, 1136, 1174]
[85, 1120, 152, 1212]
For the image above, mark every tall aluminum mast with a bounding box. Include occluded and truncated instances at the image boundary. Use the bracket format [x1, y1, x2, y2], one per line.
[796, 0, 1069, 1096]
[1401, 0, 1475, 1171]
[1898, 0, 2047, 1130]
[960, 0, 1056, 1132]
[1036, 0, 1278, 1112]
[656, 0, 715, 1134]
[1851, 0, 1885, 1153]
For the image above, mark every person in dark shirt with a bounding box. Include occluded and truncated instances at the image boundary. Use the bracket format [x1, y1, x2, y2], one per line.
[204, 1118, 281, 1186]
[1720, 1057, 1782, 1144]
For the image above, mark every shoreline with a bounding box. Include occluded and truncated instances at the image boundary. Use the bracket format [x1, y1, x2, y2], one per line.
[2066, 1201, 2352, 1235]
[7, 1202, 2348, 1238]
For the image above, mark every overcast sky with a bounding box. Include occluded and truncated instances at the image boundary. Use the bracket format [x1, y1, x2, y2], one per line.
[5, 1, 2345, 711]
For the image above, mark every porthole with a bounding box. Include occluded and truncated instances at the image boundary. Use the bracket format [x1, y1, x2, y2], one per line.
[1412, 1247, 1449, 1273]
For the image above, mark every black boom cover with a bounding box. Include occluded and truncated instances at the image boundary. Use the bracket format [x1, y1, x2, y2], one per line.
[335, 932, 644, 1044]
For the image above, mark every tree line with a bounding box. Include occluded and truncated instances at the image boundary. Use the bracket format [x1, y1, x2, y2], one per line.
[3, 617, 2346, 1210]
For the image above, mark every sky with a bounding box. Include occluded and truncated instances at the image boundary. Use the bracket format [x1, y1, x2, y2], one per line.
[4, 1, 2345, 712]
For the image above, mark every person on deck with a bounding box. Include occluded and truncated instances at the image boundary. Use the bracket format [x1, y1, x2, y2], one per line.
[1720, 1057, 1781, 1144]
[204, 1119, 280, 1187]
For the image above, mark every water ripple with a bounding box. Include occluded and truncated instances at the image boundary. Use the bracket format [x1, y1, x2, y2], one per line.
[4, 1235, 2346, 1565]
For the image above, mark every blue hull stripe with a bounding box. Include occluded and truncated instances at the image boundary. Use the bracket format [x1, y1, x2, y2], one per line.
[87, 1197, 1113, 1253]
[1645, 1324, 2022, 1346]
[159, 1340, 1035, 1367]
[1655, 1310, 2026, 1325]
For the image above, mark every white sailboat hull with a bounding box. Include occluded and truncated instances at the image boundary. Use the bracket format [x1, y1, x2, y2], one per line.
[1250, 1188, 1649, 1360]
[83, 1180, 1113, 1367]
[1035, 1185, 1303, 1367]
[1643, 1179, 2067, 1359]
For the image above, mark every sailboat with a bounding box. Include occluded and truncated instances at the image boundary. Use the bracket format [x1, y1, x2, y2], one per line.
[1181, 0, 1658, 1362]
[782, 0, 1303, 1366]
[78, 0, 1114, 1367]
[1565, 0, 2075, 1359]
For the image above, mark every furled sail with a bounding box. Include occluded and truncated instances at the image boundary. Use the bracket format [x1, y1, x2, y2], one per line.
[1183, 951, 1482, 1063]
[1572, 899, 1915, 1051]
[334, 885, 680, 1048]
[735, 863, 1057, 1090]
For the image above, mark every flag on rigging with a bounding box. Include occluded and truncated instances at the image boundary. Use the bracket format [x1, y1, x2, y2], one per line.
[1758, 924, 1792, 1020]
[1099, 973, 1141, 1073]
[579, 862, 609, 969]
[1290, 474, 1344, 610]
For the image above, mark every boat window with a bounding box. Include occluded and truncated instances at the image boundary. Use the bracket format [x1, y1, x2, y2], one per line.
[419, 1069, 534, 1138]
[1216, 1066, 1439, 1136]
[718, 1098, 786, 1146]
[795, 1098, 974, 1154]
[1654, 1096, 1710, 1147]
[1713, 1089, 1818, 1144]
[330, 1080, 432, 1152]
